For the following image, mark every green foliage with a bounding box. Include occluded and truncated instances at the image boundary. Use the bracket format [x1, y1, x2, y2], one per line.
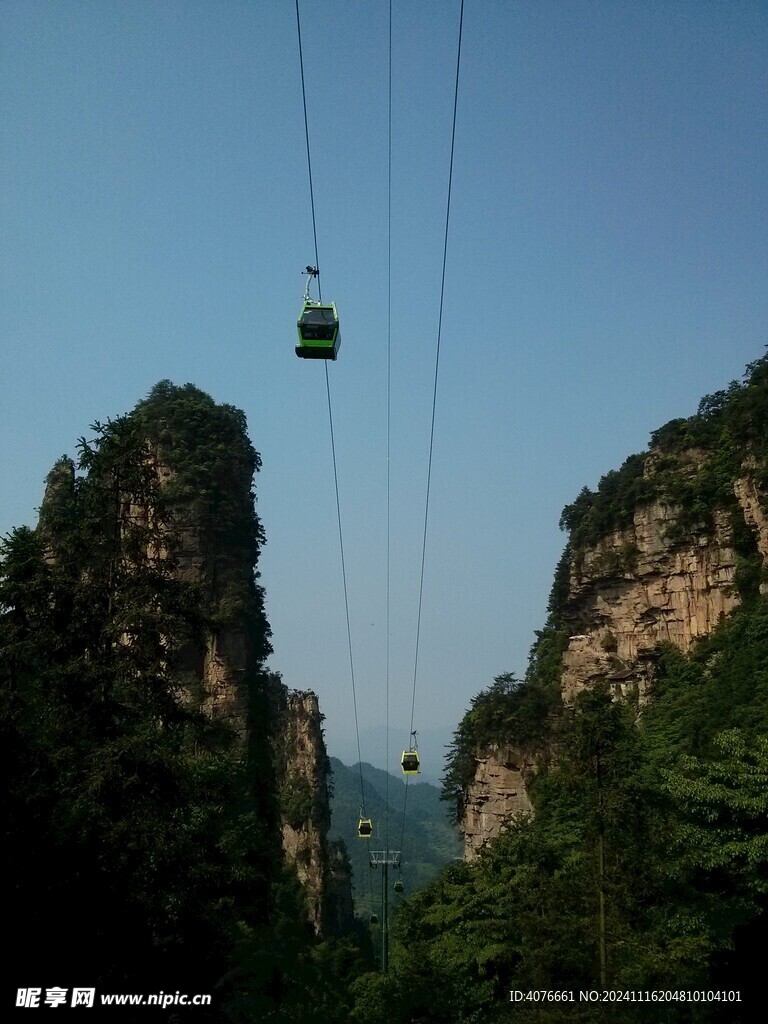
[560, 353, 768, 551]
[221, 864, 371, 1024]
[546, 544, 573, 618]
[133, 381, 272, 661]
[357, 683, 710, 1021]
[642, 602, 768, 759]
[663, 730, 768, 895]
[371, 594, 768, 1021]
[281, 775, 315, 831]
[442, 669, 563, 822]
[559, 455, 655, 549]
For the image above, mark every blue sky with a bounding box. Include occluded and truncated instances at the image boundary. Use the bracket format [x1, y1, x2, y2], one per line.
[2, 0, 767, 779]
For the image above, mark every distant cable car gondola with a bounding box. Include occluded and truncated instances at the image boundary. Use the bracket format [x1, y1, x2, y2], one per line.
[358, 817, 373, 838]
[370, 914, 379, 925]
[296, 266, 340, 360]
[401, 730, 421, 775]
[393, 880, 404, 894]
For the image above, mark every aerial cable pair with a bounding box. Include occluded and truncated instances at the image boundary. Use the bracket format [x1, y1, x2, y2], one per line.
[295, 0, 464, 853]
[293, 0, 371, 845]
[294, 3, 370, 848]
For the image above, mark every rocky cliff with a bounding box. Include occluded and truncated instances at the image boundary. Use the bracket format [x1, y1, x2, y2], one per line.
[460, 745, 533, 859]
[149, 451, 255, 741]
[37, 382, 349, 935]
[561, 483, 761, 704]
[273, 688, 333, 935]
[457, 358, 768, 859]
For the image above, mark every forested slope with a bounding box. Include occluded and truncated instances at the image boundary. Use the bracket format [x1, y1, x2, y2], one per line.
[350, 355, 768, 1023]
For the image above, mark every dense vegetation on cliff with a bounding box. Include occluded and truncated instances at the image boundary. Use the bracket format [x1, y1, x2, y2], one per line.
[559, 352, 768, 564]
[365, 609, 767, 1023]
[350, 356, 768, 1022]
[442, 353, 768, 818]
[1, 384, 369, 1020]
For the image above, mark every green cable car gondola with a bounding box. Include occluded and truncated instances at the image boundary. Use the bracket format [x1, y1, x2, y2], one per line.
[393, 880, 404, 894]
[296, 301, 340, 359]
[358, 818, 373, 839]
[295, 266, 340, 360]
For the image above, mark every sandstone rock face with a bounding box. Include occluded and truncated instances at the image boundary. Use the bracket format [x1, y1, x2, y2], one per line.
[734, 471, 768, 587]
[561, 499, 740, 702]
[153, 459, 253, 740]
[198, 630, 249, 739]
[561, 466, 767, 701]
[462, 746, 533, 860]
[278, 690, 334, 936]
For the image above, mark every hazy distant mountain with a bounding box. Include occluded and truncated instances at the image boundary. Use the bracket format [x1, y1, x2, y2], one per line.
[328, 757, 462, 919]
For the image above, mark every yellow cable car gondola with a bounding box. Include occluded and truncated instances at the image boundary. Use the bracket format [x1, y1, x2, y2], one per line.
[401, 730, 420, 775]
[358, 817, 373, 838]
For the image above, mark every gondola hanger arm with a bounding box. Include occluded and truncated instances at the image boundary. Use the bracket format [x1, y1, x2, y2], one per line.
[303, 265, 319, 302]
